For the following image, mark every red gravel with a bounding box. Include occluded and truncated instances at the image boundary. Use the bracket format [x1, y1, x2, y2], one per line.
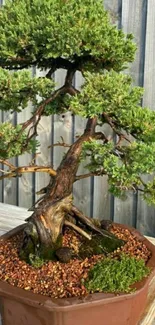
[0, 225, 151, 298]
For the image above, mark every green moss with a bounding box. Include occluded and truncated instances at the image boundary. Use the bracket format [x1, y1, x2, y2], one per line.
[29, 253, 45, 268]
[85, 254, 150, 293]
[79, 234, 124, 258]
[19, 237, 36, 263]
[19, 234, 63, 268]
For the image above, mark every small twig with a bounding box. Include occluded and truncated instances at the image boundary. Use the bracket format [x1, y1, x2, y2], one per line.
[48, 137, 71, 149]
[102, 113, 131, 144]
[29, 152, 41, 165]
[5, 86, 68, 155]
[0, 159, 15, 170]
[64, 220, 92, 240]
[75, 171, 105, 181]
[94, 131, 109, 142]
[0, 169, 10, 174]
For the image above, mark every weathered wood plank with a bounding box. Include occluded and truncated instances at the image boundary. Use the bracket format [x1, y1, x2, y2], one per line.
[73, 72, 92, 216]
[53, 69, 73, 169]
[114, 0, 147, 226]
[2, 112, 18, 206]
[93, 0, 122, 222]
[16, 69, 34, 209]
[137, 0, 155, 236]
[0, 203, 30, 236]
[139, 276, 155, 324]
[34, 69, 52, 202]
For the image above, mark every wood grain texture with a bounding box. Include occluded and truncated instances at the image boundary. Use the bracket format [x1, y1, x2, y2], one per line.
[137, 0, 155, 237]
[2, 112, 18, 206]
[16, 69, 34, 209]
[139, 276, 155, 324]
[114, 0, 147, 226]
[92, 0, 122, 221]
[34, 68, 52, 203]
[73, 71, 92, 216]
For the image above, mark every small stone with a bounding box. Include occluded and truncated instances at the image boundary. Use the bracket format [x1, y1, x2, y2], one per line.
[55, 247, 73, 263]
[100, 219, 113, 230]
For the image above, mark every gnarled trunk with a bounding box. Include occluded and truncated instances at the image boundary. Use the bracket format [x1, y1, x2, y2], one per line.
[21, 117, 124, 262]
[23, 118, 97, 250]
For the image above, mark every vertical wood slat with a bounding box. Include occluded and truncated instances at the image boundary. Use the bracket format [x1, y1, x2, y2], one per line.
[137, 0, 155, 236]
[93, 0, 123, 222]
[114, 0, 148, 226]
[0, 1, 155, 235]
[0, 0, 17, 205]
[16, 68, 35, 209]
[53, 69, 73, 170]
[2, 111, 17, 206]
[34, 69, 52, 203]
[73, 72, 92, 216]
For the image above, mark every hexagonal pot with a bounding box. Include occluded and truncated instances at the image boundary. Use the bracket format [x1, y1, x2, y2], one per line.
[0, 223, 155, 325]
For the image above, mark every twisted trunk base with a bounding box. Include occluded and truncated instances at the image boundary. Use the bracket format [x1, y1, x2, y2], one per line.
[21, 195, 124, 264]
[20, 117, 124, 263]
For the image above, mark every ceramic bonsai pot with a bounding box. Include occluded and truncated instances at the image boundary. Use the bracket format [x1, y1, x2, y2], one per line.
[0, 223, 155, 325]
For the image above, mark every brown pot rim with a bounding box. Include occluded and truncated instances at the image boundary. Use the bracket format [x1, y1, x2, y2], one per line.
[0, 222, 155, 312]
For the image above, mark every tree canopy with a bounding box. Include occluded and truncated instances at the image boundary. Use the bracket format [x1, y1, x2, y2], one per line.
[0, 0, 136, 70]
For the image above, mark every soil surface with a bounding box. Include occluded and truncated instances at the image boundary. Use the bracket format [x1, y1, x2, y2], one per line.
[0, 224, 151, 298]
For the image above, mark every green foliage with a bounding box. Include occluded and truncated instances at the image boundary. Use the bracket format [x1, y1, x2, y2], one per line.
[70, 70, 155, 142]
[0, 0, 155, 207]
[85, 254, 150, 293]
[0, 122, 39, 159]
[70, 71, 143, 118]
[43, 93, 71, 116]
[28, 254, 45, 268]
[82, 139, 155, 201]
[0, 68, 55, 112]
[0, 0, 136, 70]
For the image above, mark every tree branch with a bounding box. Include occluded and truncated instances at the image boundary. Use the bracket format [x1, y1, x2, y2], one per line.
[102, 112, 131, 144]
[85, 117, 97, 135]
[0, 159, 15, 170]
[48, 137, 71, 149]
[0, 165, 56, 180]
[75, 171, 105, 181]
[21, 85, 67, 133]
[5, 85, 70, 154]
[94, 131, 109, 142]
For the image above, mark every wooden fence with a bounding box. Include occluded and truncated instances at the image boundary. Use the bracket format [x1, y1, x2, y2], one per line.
[0, 0, 155, 236]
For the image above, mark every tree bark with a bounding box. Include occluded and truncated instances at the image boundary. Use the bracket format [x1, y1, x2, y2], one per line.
[24, 118, 97, 248]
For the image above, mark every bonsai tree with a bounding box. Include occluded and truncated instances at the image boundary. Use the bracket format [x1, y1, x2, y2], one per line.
[0, 0, 155, 260]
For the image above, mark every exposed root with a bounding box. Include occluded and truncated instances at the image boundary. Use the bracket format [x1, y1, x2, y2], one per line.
[64, 220, 92, 240]
[71, 205, 117, 240]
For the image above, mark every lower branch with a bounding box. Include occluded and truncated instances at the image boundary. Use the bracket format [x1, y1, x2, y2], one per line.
[0, 165, 56, 180]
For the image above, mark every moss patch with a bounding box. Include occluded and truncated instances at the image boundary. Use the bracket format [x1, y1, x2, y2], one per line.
[19, 235, 63, 267]
[85, 254, 150, 293]
[79, 234, 125, 258]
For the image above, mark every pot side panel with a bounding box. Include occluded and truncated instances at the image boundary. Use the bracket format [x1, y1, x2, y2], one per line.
[0, 287, 148, 325]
